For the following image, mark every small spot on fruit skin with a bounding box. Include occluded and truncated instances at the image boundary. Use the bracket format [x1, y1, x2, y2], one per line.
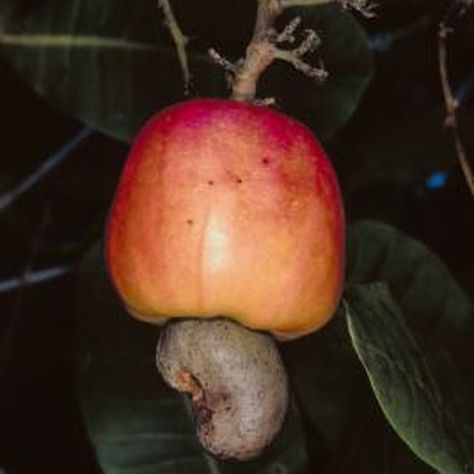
[208, 180, 215, 186]
[262, 157, 271, 166]
[186, 219, 194, 226]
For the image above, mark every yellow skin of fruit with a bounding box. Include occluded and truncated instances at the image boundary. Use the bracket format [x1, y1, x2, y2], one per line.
[106, 99, 345, 339]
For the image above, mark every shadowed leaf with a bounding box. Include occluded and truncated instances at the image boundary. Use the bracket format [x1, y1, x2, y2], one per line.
[346, 283, 474, 473]
[0, 0, 372, 141]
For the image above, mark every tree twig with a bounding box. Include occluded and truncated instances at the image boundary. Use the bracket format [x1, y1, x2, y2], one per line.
[0, 265, 73, 293]
[212, 0, 377, 103]
[0, 127, 92, 212]
[437, 23, 474, 196]
[210, 0, 328, 103]
[229, 0, 283, 102]
[157, 0, 191, 94]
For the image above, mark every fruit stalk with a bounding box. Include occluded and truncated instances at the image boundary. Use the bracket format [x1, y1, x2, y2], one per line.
[230, 0, 326, 102]
[231, 0, 281, 101]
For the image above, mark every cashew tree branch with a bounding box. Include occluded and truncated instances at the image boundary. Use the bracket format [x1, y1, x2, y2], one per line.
[157, 0, 191, 93]
[209, 0, 328, 102]
[438, 23, 474, 196]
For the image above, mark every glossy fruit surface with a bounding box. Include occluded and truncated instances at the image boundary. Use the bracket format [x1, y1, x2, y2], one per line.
[106, 99, 344, 339]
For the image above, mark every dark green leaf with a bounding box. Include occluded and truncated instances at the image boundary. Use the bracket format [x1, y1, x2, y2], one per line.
[264, 3, 373, 139]
[75, 220, 474, 471]
[0, 0, 226, 142]
[282, 309, 366, 459]
[0, 0, 372, 142]
[331, 399, 437, 473]
[76, 243, 309, 474]
[284, 220, 474, 469]
[284, 310, 440, 474]
[347, 220, 474, 361]
[346, 282, 474, 473]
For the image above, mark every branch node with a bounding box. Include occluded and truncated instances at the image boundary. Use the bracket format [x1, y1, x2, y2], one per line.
[277, 50, 328, 82]
[295, 29, 321, 56]
[227, 2, 327, 103]
[274, 17, 302, 44]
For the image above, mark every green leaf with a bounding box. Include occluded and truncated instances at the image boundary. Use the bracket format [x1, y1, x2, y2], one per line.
[76, 243, 309, 474]
[282, 309, 366, 458]
[335, 400, 438, 473]
[284, 312, 441, 473]
[346, 282, 474, 473]
[284, 220, 474, 469]
[0, 0, 226, 142]
[347, 220, 474, 362]
[264, 3, 373, 139]
[0, 0, 372, 142]
[75, 221, 474, 470]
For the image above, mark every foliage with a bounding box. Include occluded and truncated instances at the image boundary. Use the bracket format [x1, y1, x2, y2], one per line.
[75, 220, 474, 473]
[0, 0, 371, 141]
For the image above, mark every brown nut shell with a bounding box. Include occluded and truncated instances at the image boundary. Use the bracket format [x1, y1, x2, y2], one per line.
[156, 318, 288, 460]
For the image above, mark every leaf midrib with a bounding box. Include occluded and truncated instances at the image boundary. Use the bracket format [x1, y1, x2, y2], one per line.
[0, 32, 156, 50]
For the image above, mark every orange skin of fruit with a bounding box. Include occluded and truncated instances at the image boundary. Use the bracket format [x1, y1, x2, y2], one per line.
[106, 99, 344, 339]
